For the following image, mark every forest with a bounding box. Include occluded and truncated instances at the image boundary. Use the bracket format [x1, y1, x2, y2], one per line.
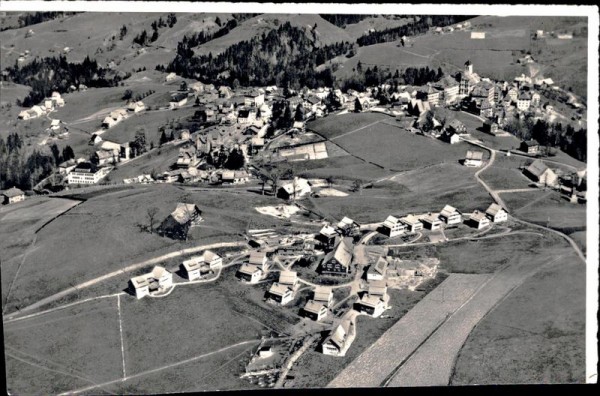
[5, 55, 127, 107]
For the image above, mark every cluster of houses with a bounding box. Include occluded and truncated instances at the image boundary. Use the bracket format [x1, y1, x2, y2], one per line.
[380, 202, 508, 237]
[18, 91, 65, 120]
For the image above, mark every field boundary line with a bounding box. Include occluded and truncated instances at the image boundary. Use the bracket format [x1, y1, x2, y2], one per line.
[59, 339, 261, 395]
[330, 120, 382, 141]
[4, 292, 125, 324]
[117, 294, 126, 380]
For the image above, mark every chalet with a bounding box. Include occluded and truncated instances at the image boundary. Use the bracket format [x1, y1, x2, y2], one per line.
[157, 203, 203, 240]
[236, 264, 263, 283]
[517, 92, 531, 112]
[485, 203, 508, 223]
[464, 150, 484, 167]
[321, 320, 353, 356]
[400, 215, 423, 233]
[523, 159, 558, 186]
[249, 251, 268, 271]
[278, 270, 298, 288]
[421, 213, 442, 230]
[320, 238, 353, 276]
[468, 210, 490, 229]
[277, 177, 311, 200]
[336, 217, 360, 237]
[313, 286, 334, 306]
[355, 294, 386, 318]
[267, 282, 294, 305]
[127, 101, 145, 113]
[441, 130, 460, 144]
[303, 300, 328, 321]
[67, 162, 110, 184]
[366, 257, 388, 281]
[483, 120, 499, 135]
[94, 150, 117, 166]
[129, 266, 173, 299]
[381, 215, 408, 238]
[368, 279, 388, 297]
[439, 205, 462, 225]
[1, 187, 25, 205]
[520, 139, 541, 155]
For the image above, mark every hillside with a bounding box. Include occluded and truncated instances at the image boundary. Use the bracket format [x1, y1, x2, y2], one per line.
[193, 14, 353, 57]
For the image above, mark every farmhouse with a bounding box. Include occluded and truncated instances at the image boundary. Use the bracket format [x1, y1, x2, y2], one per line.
[336, 217, 360, 237]
[1, 187, 25, 205]
[464, 150, 484, 167]
[129, 266, 173, 299]
[313, 286, 334, 306]
[236, 264, 263, 283]
[468, 210, 490, 229]
[366, 256, 388, 281]
[244, 91, 265, 107]
[446, 119, 466, 135]
[517, 92, 531, 112]
[439, 205, 462, 225]
[485, 203, 508, 223]
[157, 203, 203, 240]
[170, 93, 188, 108]
[421, 213, 442, 230]
[355, 294, 386, 318]
[321, 319, 353, 356]
[520, 139, 541, 155]
[381, 215, 408, 237]
[67, 162, 110, 184]
[303, 300, 328, 321]
[400, 214, 423, 233]
[320, 238, 353, 276]
[523, 159, 558, 186]
[221, 170, 250, 184]
[277, 177, 311, 200]
[176, 146, 200, 168]
[267, 283, 294, 305]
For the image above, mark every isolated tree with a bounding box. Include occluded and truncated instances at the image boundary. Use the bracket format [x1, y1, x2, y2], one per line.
[180, 81, 188, 91]
[259, 173, 269, 195]
[350, 179, 362, 193]
[354, 97, 363, 113]
[215, 16, 222, 26]
[122, 89, 133, 101]
[325, 176, 334, 188]
[294, 104, 305, 121]
[159, 130, 168, 146]
[49, 143, 61, 166]
[146, 207, 159, 234]
[119, 25, 128, 40]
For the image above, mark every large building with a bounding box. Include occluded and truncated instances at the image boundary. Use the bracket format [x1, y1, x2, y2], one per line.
[157, 203, 203, 240]
[320, 238, 353, 276]
[67, 162, 110, 184]
[523, 160, 558, 186]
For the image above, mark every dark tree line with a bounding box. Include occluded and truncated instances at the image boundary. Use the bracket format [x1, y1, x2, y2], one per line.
[356, 15, 473, 46]
[5, 55, 126, 107]
[206, 146, 246, 170]
[0, 133, 70, 190]
[133, 14, 178, 46]
[341, 65, 443, 92]
[163, 22, 354, 89]
[319, 14, 373, 28]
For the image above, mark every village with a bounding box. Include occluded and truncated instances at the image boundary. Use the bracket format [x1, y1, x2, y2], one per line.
[0, 10, 593, 394]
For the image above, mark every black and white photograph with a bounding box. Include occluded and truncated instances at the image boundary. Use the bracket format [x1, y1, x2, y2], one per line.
[0, 1, 598, 394]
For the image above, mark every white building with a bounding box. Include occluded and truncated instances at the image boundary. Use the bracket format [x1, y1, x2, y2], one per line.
[439, 205, 462, 225]
[381, 215, 408, 237]
[67, 163, 110, 184]
[485, 203, 508, 223]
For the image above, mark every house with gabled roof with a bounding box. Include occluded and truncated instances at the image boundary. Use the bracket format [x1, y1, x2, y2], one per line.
[303, 300, 328, 321]
[313, 286, 333, 306]
[336, 217, 360, 237]
[277, 177, 311, 200]
[129, 266, 173, 299]
[421, 213, 442, 230]
[236, 264, 263, 284]
[321, 319, 353, 356]
[157, 203, 203, 240]
[468, 210, 490, 229]
[523, 159, 557, 186]
[1, 187, 25, 205]
[249, 251, 268, 271]
[381, 215, 407, 237]
[320, 237, 353, 276]
[485, 203, 508, 223]
[317, 224, 340, 246]
[355, 293, 387, 318]
[439, 205, 462, 225]
[520, 139, 541, 155]
[278, 270, 298, 288]
[367, 256, 388, 281]
[267, 282, 294, 305]
[464, 150, 484, 167]
[400, 214, 423, 233]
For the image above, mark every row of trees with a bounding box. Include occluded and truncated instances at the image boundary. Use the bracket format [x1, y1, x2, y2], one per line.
[319, 14, 373, 28]
[0, 133, 67, 190]
[132, 14, 178, 46]
[6, 55, 125, 107]
[356, 15, 472, 46]
[341, 64, 443, 92]
[206, 146, 246, 170]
